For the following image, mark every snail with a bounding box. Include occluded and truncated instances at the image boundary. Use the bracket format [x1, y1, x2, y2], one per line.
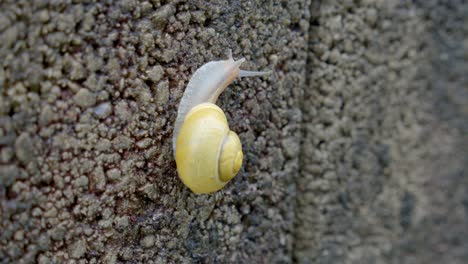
[173, 50, 270, 194]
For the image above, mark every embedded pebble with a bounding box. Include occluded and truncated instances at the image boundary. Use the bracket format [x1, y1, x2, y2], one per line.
[68, 240, 87, 259]
[93, 102, 112, 119]
[141, 235, 155, 248]
[14, 133, 34, 164]
[156, 80, 170, 105]
[147, 65, 164, 82]
[151, 4, 176, 30]
[74, 88, 96, 108]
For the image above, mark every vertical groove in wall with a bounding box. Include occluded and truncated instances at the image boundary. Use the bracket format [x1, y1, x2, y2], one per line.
[292, 0, 322, 262]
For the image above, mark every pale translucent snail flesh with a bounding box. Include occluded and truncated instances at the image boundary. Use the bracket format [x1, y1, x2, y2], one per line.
[173, 50, 270, 194]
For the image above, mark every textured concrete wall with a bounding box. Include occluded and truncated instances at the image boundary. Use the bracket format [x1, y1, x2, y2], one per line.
[294, 1, 468, 263]
[1, 0, 467, 263]
[295, 1, 468, 263]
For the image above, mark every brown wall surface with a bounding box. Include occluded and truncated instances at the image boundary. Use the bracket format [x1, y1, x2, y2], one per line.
[1, 0, 467, 263]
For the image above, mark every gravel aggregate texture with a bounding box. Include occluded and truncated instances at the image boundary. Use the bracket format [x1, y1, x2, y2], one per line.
[0, 0, 467, 263]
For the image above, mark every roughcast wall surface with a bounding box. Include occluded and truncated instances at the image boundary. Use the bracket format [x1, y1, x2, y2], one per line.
[1, 0, 467, 263]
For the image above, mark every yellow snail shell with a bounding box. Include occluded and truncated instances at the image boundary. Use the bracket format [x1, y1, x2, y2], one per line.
[175, 103, 243, 193]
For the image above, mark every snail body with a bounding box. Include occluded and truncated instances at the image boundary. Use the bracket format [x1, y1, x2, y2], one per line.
[173, 50, 269, 194]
